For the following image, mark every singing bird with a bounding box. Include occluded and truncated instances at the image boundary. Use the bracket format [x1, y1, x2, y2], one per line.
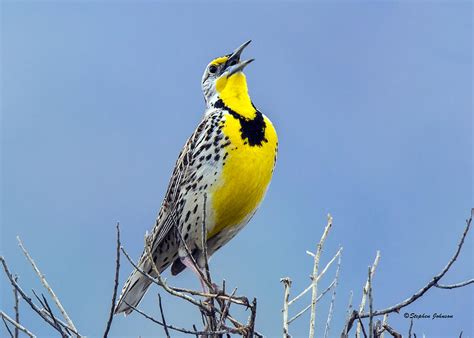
[115, 41, 278, 314]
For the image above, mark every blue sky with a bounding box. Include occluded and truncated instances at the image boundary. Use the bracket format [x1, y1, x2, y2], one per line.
[1, 1, 472, 337]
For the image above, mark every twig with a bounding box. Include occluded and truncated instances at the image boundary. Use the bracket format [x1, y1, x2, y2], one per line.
[124, 246, 203, 309]
[289, 247, 342, 306]
[158, 294, 171, 338]
[309, 214, 333, 338]
[41, 294, 66, 337]
[342, 291, 353, 337]
[12, 275, 19, 338]
[382, 324, 402, 338]
[408, 318, 413, 338]
[17, 237, 78, 334]
[434, 279, 474, 289]
[123, 301, 240, 335]
[356, 251, 381, 338]
[324, 248, 342, 338]
[280, 277, 291, 337]
[0, 311, 35, 338]
[356, 313, 368, 338]
[0, 257, 66, 333]
[170, 286, 248, 306]
[122, 245, 262, 335]
[368, 266, 374, 338]
[380, 314, 388, 338]
[217, 288, 237, 330]
[288, 279, 336, 325]
[246, 298, 258, 338]
[40, 309, 78, 336]
[2, 315, 14, 338]
[103, 223, 121, 338]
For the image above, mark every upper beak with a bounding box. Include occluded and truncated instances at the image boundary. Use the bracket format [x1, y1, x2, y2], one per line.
[224, 40, 254, 77]
[229, 40, 252, 62]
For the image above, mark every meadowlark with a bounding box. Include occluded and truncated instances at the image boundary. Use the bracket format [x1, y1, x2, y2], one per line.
[115, 40, 278, 314]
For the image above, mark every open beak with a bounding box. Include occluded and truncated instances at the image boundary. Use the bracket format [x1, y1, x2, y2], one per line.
[224, 40, 254, 77]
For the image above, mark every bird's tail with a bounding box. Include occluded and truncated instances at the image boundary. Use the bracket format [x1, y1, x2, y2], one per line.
[114, 260, 152, 315]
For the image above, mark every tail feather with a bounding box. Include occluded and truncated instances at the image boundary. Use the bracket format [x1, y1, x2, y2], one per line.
[114, 267, 152, 315]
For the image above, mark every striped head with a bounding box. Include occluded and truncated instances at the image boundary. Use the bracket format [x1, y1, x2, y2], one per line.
[201, 40, 254, 108]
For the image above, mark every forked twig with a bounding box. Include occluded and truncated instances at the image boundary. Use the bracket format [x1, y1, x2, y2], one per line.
[0, 257, 65, 334]
[0, 311, 35, 338]
[324, 248, 342, 338]
[356, 251, 381, 338]
[17, 237, 78, 334]
[309, 214, 333, 338]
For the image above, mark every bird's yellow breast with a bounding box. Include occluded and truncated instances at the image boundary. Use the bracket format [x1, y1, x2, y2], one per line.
[208, 113, 278, 238]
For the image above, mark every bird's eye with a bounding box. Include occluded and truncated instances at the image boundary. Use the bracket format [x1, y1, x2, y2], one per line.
[209, 65, 217, 74]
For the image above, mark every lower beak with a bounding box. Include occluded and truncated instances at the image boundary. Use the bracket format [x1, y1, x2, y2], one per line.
[226, 58, 255, 77]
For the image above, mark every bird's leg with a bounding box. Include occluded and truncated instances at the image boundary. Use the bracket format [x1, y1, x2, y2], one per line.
[180, 256, 211, 292]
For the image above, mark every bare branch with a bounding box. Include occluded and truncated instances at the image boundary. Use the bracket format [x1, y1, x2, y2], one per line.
[288, 279, 336, 325]
[280, 277, 291, 337]
[39, 309, 78, 336]
[289, 246, 342, 306]
[0, 256, 69, 334]
[324, 248, 342, 338]
[12, 275, 19, 338]
[103, 223, 121, 337]
[435, 279, 474, 289]
[17, 237, 78, 333]
[356, 313, 368, 338]
[217, 288, 237, 330]
[380, 314, 388, 338]
[368, 266, 374, 338]
[2, 314, 14, 338]
[356, 251, 381, 338]
[382, 324, 402, 338]
[0, 311, 35, 338]
[123, 301, 242, 335]
[157, 294, 171, 338]
[122, 246, 203, 309]
[309, 214, 333, 338]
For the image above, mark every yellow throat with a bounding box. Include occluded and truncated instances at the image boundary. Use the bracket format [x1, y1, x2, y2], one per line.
[208, 72, 278, 238]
